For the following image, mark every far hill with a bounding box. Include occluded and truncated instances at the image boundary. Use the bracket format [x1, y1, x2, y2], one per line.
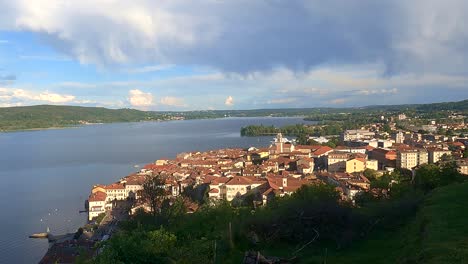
[0, 105, 166, 131]
[0, 99, 467, 131]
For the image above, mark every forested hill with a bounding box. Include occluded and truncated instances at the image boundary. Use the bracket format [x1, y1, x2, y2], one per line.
[1, 99, 467, 131]
[0, 105, 166, 131]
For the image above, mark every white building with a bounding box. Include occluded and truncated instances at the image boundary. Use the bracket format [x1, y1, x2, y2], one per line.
[342, 129, 375, 142]
[88, 191, 107, 221]
[105, 183, 127, 201]
[224, 176, 266, 201]
[427, 149, 452, 164]
[397, 149, 428, 169]
[457, 159, 468, 175]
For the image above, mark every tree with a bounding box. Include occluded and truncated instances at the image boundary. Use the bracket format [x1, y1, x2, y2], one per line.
[296, 133, 309, 145]
[161, 197, 187, 224]
[141, 175, 168, 218]
[414, 164, 440, 192]
[382, 123, 392, 133]
[363, 168, 378, 181]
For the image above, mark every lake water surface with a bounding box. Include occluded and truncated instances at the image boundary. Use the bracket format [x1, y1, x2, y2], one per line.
[0, 117, 313, 263]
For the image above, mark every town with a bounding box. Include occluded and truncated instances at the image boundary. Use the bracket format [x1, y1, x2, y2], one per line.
[88, 113, 468, 223]
[40, 110, 468, 263]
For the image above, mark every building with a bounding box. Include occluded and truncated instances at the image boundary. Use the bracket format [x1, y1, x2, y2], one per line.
[327, 152, 352, 172]
[345, 158, 366, 173]
[370, 148, 397, 169]
[341, 129, 375, 142]
[365, 159, 378, 171]
[272, 133, 294, 154]
[296, 157, 314, 174]
[368, 139, 393, 149]
[393, 131, 405, 144]
[208, 177, 231, 200]
[345, 158, 378, 173]
[123, 176, 145, 199]
[457, 159, 468, 175]
[88, 191, 107, 221]
[427, 148, 452, 164]
[224, 176, 266, 201]
[396, 149, 428, 169]
[104, 183, 127, 201]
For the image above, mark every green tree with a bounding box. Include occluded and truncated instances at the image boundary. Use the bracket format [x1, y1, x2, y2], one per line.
[382, 123, 392, 133]
[141, 175, 168, 218]
[363, 168, 379, 181]
[414, 164, 440, 192]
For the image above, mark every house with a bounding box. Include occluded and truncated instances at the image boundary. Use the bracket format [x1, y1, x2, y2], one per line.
[345, 158, 379, 173]
[396, 149, 428, 169]
[208, 177, 231, 200]
[224, 176, 266, 201]
[370, 148, 397, 169]
[123, 176, 145, 199]
[88, 191, 107, 221]
[296, 157, 314, 174]
[427, 148, 452, 164]
[104, 183, 127, 201]
[457, 159, 468, 175]
[259, 176, 313, 205]
[345, 158, 366, 173]
[327, 152, 352, 172]
[341, 129, 375, 141]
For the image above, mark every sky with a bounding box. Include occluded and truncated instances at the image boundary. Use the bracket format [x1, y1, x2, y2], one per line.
[0, 0, 467, 110]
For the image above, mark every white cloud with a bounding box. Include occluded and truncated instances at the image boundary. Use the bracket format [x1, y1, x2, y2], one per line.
[0, 87, 75, 104]
[1, 0, 468, 75]
[160, 96, 186, 107]
[128, 89, 153, 107]
[224, 95, 234, 106]
[357, 88, 398, 95]
[267, 98, 297, 104]
[36, 91, 75, 103]
[329, 98, 347, 105]
[125, 64, 174, 74]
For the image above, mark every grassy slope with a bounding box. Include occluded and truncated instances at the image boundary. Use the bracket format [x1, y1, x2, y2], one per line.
[326, 182, 468, 264]
[256, 182, 468, 264]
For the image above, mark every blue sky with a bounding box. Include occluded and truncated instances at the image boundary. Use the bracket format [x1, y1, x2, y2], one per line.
[0, 1, 467, 110]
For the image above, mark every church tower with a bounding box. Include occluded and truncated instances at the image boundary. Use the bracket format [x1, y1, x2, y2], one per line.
[275, 133, 283, 153]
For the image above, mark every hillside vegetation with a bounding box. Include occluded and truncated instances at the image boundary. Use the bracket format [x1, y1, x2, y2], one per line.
[0, 105, 165, 131]
[1, 99, 467, 131]
[87, 162, 468, 264]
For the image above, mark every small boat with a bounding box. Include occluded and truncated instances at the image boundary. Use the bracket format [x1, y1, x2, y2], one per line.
[29, 233, 48, 239]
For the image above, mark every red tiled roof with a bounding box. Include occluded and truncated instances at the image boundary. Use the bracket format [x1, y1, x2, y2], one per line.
[225, 176, 265, 186]
[89, 191, 106, 202]
[313, 146, 334, 156]
[209, 188, 219, 193]
[105, 183, 125, 190]
[211, 177, 231, 185]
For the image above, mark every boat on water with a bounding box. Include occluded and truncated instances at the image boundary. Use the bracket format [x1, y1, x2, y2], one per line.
[29, 227, 50, 239]
[29, 233, 48, 239]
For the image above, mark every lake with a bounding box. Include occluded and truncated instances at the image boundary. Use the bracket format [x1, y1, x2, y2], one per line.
[0, 117, 313, 263]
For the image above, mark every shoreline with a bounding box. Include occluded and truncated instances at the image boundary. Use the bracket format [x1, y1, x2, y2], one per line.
[0, 116, 312, 133]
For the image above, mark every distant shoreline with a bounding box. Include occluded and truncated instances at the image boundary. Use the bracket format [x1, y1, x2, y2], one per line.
[0, 116, 312, 133]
